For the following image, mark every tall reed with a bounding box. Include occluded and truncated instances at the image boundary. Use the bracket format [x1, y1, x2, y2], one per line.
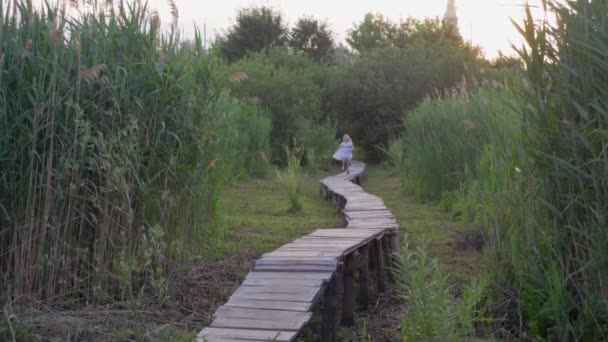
[0, 1, 267, 304]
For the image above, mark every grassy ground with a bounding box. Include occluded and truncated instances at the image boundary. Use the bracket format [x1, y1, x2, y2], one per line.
[215, 170, 344, 258]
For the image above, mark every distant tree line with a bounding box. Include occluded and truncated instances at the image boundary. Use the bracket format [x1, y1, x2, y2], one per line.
[214, 6, 521, 161]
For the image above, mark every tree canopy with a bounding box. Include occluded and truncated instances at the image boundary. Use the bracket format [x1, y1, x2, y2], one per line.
[219, 7, 288, 62]
[290, 17, 335, 63]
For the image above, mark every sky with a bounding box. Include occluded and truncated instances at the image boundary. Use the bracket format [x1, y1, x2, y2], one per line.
[143, 0, 546, 59]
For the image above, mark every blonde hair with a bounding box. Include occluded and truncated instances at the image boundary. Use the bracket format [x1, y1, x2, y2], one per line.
[343, 134, 352, 143]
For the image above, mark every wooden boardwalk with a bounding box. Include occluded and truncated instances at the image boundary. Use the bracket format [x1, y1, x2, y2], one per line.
[198, 161, 401, 341]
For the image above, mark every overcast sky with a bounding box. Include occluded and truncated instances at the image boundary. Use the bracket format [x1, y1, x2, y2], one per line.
[142, 0, 545, 58]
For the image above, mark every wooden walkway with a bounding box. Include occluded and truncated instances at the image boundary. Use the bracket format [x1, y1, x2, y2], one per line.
[198, 161, 401, 341]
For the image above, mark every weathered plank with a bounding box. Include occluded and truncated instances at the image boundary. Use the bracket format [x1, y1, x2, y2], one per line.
[245, 272, 333, 281]
[198, 328, 297, 342]
[214, 306, 312, 320]
[225, 298, 313, 312]
[241, 278, 324, 287]
[211, 316, 308, 331]
[230, 290, 318, 302]
[253, 265, 338, 272]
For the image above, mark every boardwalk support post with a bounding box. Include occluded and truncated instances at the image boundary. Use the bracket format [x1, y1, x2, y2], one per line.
[374, 238, 387, 293]
[382, 234, 394, 282]
[341, 253, 355, 326]
[322, 262, 344, 342]
[389, 230, 402, 270]
[358, 244, 370, 310]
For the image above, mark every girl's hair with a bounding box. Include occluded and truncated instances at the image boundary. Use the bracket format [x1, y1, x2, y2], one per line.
[343, 134, 352, 143]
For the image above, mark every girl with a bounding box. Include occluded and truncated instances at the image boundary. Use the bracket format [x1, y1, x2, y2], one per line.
[333, 135, 354, 174]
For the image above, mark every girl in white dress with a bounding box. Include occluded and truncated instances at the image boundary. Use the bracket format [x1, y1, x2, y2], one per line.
[333, 135, 354, 174]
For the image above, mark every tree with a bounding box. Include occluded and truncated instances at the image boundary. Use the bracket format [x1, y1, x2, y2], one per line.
[324, 42, 476, 157]
[289, 17, 335, 63]
[219, 7, 288, 62]
[346, 13, 397, 53]
[394, 18, 463, 49]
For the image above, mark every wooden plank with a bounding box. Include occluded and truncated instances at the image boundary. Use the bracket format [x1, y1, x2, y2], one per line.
[245, 271, 333, 280]
[255, 258, 338, 267]
[276, 246, 347, 252]
[198, 328, 297, 342]
[197, 337, 261, 342]
[230, 290, 318, 302]
[241, 277, 324, 287]
[237, 285, 321, 295]
[253, 265, 337, 272]
[295, 237, 364, 244]
[225, 298, 313, 312]
[211, 316, 308, 331]
[214, 306, 312, 320]
[263, 251, 342, 258]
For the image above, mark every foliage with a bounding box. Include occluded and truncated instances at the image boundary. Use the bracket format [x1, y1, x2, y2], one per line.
[399, 1, 608, 338]
[275, 145, 304, 212]
[217, 48, 324, 162]
[505, 1, 608, 338]
[212, 94, 272, 179]
[290, 17, 335, 63]
[218, 6, 288, 62]
[324, 42, 477, 157]
[346, 13, 397, 53]
[401, 84, 518, 200]
[396, 241, 485, 341]
[0, 1, 268, 303]
[347, 14, 469, 54]
[296, 118, 337, 172]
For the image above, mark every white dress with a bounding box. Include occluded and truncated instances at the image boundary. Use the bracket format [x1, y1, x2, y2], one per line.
[333, 142, 353, 161]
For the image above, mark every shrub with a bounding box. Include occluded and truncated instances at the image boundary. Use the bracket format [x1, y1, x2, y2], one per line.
[324, 42, 477, 157]
[216, 48, 324, 162]
[275, 145, 304, 212]
[296, 118, 337, 172]
[396, 240, 486, 341]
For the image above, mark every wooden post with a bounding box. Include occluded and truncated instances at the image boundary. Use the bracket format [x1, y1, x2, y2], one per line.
[374, 239, 386, 293]
[382, 234, 394, 282]
[389, 230, 402, 270]
[358, 244, 370, 311]
[369, 240, 376, 270]
[341, 253, 355, 326]
[322, 262, 343, 342]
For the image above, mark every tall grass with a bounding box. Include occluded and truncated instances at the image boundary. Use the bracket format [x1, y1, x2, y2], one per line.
[503, 1, 608, 338]
[396, 240, 485, 341]
[398, 1, 608, 338]
[275, 145, 304, 212]
[400, 82, 515, 200]
[0, 1, 269, 304]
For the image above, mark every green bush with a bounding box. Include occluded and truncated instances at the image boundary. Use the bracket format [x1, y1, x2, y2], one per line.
[216, 48, 324, 162]
[324, 42, 478, 157]
[296, 118, 337, 172]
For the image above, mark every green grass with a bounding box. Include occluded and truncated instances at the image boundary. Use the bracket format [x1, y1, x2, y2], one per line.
[215, 169, 343, 257]
[366, 167, 483, 288]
